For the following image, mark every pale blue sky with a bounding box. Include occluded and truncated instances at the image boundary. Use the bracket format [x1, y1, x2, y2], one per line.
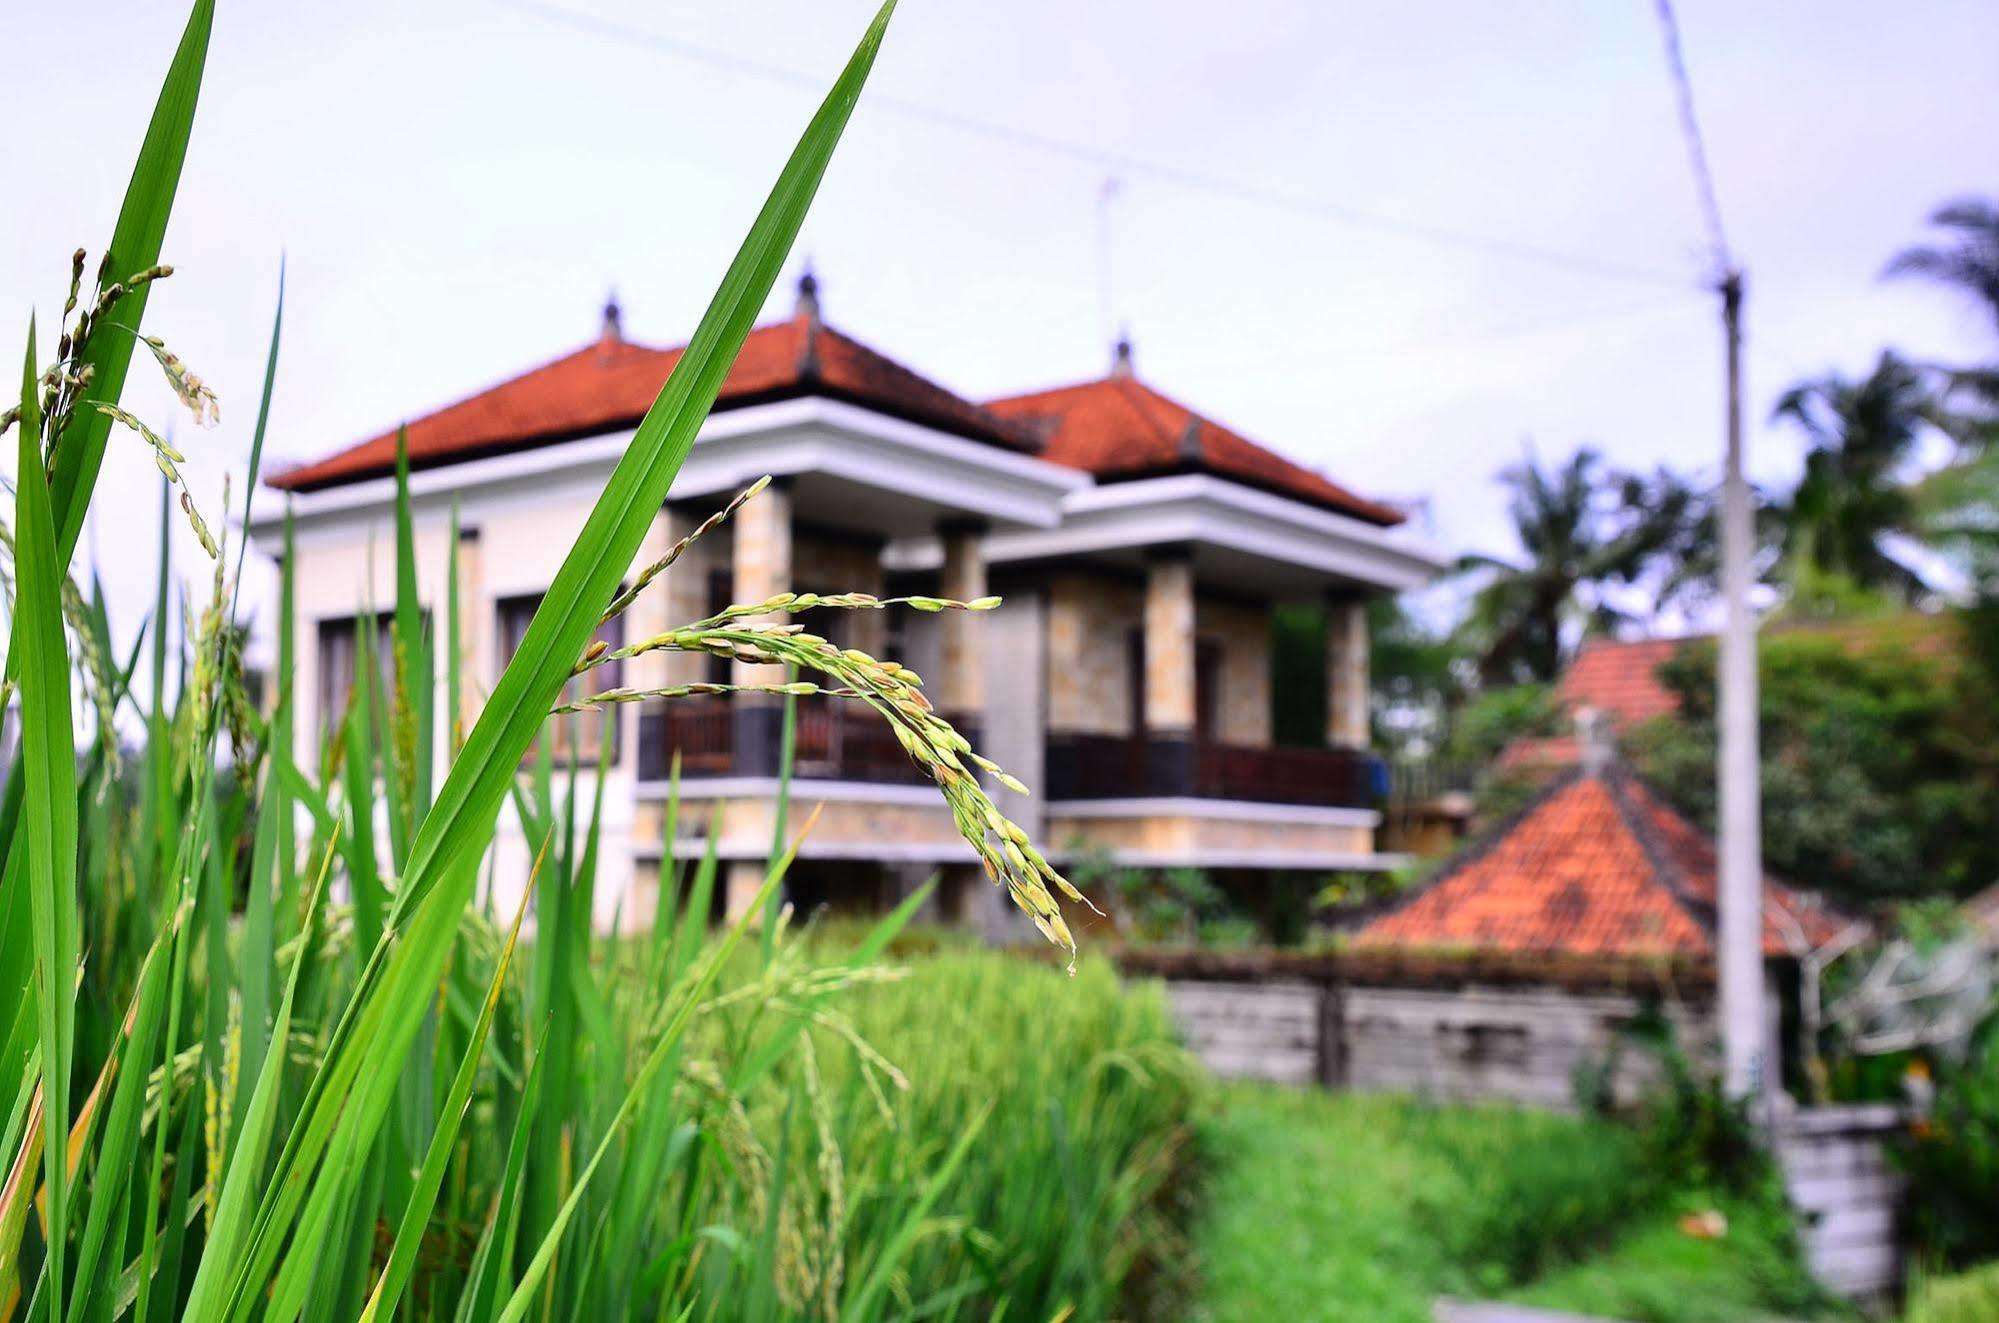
[4, 0, 1995, 656]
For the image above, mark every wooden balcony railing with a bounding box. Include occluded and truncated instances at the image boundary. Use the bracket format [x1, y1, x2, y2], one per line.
[637, 698, 968, 787]
[1043, 731, 1384, 809]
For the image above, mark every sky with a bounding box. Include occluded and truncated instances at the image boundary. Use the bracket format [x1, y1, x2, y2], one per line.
[4, 0, 1996, 663]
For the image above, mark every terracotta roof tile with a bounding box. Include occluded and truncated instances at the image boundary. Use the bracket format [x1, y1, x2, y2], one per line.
[1354, 766, 1848, 961]
[267, 313, 1035, 492]
[984, 376, 1404, 526]
[1558, 637, 1686, 730]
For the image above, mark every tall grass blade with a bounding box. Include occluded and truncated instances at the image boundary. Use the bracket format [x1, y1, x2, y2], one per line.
[47, 0, 214, 563]
[15, 319, 81, 1322]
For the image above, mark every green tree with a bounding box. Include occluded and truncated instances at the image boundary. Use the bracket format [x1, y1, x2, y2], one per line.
[1455, 448, 1704, 685]
[1885, 197, 1999, 341]
[1886, 196, 1999, 584]
[1626, 623, 1999, 909]
[1770, 351, 1939, 601]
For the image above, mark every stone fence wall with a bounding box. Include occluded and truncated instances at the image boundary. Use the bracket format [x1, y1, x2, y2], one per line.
[1116, 950, 1905, 1304]
[1773, 1103, 1905, 1301]
[1120, 948, 1716, 1109]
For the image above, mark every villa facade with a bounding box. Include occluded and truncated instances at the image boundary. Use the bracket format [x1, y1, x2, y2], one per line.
[251, 275, 1447, 933]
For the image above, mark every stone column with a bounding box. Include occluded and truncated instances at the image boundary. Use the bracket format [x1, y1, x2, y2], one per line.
[660, 505, 706, 687]
[730, 479, 792, 775]
[621, 509, 677, 778]
[1326, 595, 1370, 749]
[936, 518, 988, 718]
[1144, 547, 1196, 793]
[723, 859, 766, 923]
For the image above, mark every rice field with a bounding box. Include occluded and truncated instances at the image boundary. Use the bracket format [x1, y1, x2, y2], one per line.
[0, 4, 1201, 1318]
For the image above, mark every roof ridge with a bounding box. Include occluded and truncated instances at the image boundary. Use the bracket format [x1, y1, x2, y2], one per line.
[1602, 765, 1718, 943]
[1108, 375, 1184, 451]
[1357, 764, 1591, 932]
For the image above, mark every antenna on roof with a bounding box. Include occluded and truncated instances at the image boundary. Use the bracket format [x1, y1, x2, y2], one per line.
[1097, 175, 1123, 357]
[600, 288, 623, 345]
[795, 261, 821, 327]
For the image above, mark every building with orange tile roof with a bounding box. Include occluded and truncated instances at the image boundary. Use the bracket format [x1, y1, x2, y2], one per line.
[251, 274, 1449, 929]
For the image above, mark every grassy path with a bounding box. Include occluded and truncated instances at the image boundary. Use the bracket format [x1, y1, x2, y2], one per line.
[1185, 1083, 1837, 1323]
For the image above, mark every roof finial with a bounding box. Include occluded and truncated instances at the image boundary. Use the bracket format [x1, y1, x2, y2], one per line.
[1110, 327, 1134, 379]
[600, 288, 623, 345]
[1577, 706, 1616, 776]
[795, 262, 821, 327]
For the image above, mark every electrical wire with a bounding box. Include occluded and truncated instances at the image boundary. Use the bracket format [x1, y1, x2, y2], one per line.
[495, 0, 1702, 292]
[1651, 0, 1734, 277]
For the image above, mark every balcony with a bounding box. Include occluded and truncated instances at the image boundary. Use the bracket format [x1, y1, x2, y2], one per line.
[1043, 731, 1384, 810]
[636, 698, 969, 786]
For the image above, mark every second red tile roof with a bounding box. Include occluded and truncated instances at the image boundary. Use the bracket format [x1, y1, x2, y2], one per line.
[1354, 766, 1848, 961]
[985, 375, 1405, 526]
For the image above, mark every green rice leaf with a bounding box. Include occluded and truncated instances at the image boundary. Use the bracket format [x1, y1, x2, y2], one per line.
[48, 0, 214, 564]
[17, 316, 82, 1321]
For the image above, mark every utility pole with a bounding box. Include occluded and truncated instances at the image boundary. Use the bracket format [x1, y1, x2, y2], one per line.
[1716, 268, 1764, 1101]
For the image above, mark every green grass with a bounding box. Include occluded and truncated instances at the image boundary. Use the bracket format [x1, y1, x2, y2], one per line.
[1187, 1083, 1836, 1323]
[1511, 1196, 1840, 1323]
[1, 3, 1149, 1317]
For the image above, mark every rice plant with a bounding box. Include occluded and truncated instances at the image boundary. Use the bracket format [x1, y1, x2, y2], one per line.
[0, 3, 1152, 1318]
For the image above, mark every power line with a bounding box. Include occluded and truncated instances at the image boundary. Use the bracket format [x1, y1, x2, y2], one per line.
[1651, 0, 1733, 276]
[495, 0, 1700, 291]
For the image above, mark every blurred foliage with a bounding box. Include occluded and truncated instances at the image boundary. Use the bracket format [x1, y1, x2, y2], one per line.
[1899, 1008, 1999, 1269]
[1626, 624, 1999, 907]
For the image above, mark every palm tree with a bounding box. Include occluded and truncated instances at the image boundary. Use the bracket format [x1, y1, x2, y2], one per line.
[1885, 197, 1999, 429]
[1885, 197, 1999, 337]
[1770, 350, 1937, 601]
[1455, 447, 1676, 685]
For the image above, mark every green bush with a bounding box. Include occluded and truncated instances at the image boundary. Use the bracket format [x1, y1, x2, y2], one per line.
[1423, 1107, 1658, 1287]
[1907, 1260, 1999, 1323]
[1901, 1011, 1999, 1267]
[1630, 626, 1999, 907]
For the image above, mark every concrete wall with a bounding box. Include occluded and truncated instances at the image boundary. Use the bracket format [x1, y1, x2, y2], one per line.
[1155, 973, 1712, 1111]
[1042, 573, 1279, 748]
[1774, 1104, 1905, 1301]
[1340, 982, 1712, 1110]
[1163, 979, 1327, 1085]
[1046, 573, 1142, 735]
[1050, 805, 1376, 862]
[284, 476, 643, 927]
[1197, 596, 1272, 746]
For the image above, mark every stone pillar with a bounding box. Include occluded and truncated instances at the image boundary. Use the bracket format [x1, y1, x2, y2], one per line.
[622, 510, 676, 772]
[1144, 547, 1196, 793]
[723, 859, 766, 923]
[937, 518, 988, 717]
[1326, 595, 1370, 749]
[661, 505, 706, 687]
[730, 480, 792, 775]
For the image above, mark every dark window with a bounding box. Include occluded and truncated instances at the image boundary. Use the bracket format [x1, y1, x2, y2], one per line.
[1196, 639, 1224, 742]
[704, 568, 734, 686]
[498, 593, 625, 764]
[317, 612, 399, 741]
[1126, 627, 1146, 736]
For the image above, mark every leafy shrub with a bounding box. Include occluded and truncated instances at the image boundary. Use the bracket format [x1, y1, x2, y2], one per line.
[1630, 625, 1999, 907]
[1421, 1106, 1658, 1288]
[1907, 1260, 1999, 1323]
[1577, 1005, 1772, 1196]
[1901, 1010, 1999, 1267]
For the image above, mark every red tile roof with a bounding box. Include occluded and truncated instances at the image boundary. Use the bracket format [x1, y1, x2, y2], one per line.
[1354, 767, 1848, 961]
[267, 312, 1035, 492]
[984, 375, 1405, 526]
[1558, 637, 1686, 730]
